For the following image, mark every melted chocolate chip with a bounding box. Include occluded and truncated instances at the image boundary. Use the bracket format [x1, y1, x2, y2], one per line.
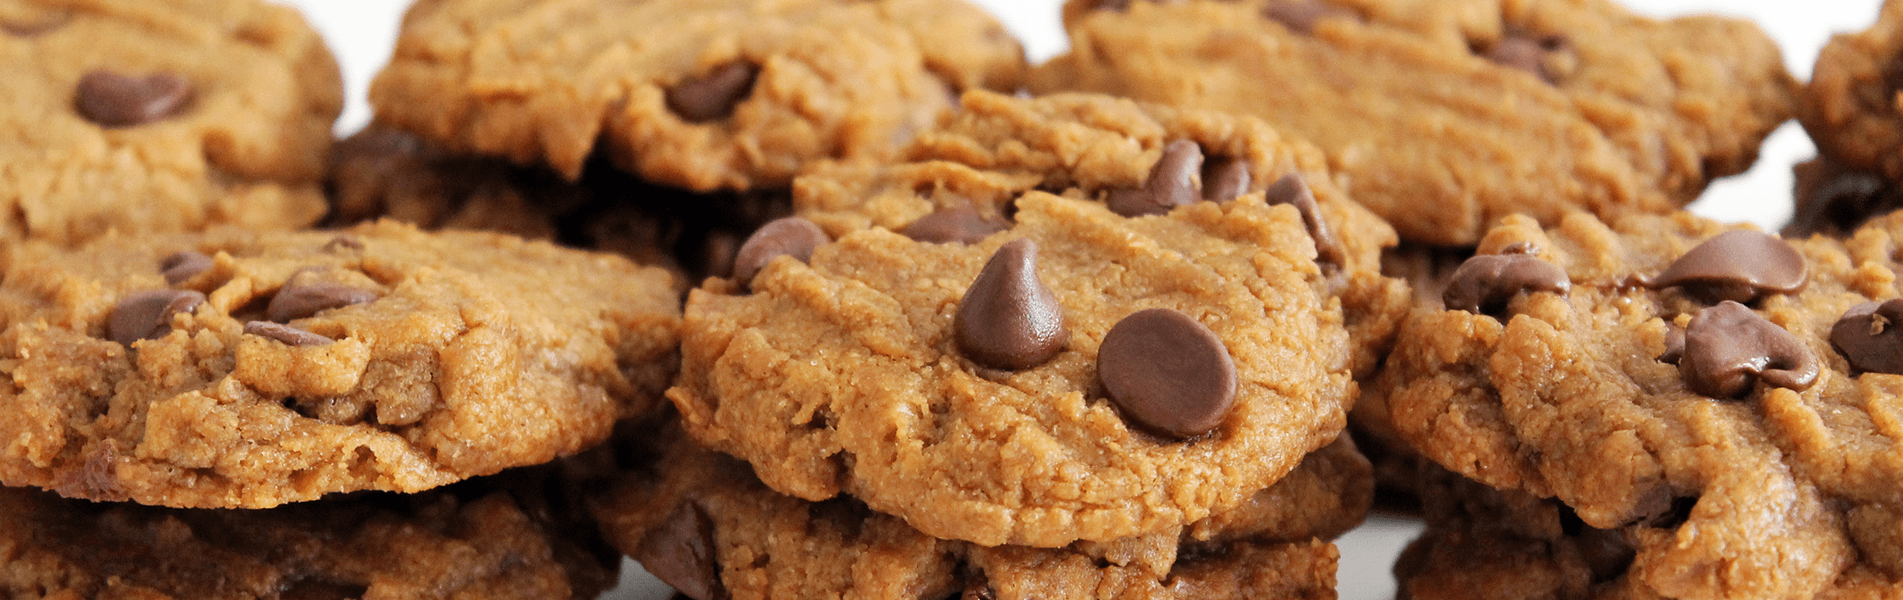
[245, 321, 334, 347]
[1097, 308, 1237, 439]
[666, 62, 759, 123]
[1106, 140, 1202, 217]
[1679, 301, 1819, 398]
[953, 239, 1068, 370]
[1441, 253, 1570, 316]
[266, 282, 377, 323]
[904, 204, 1008, 244]
[1482, 33, 1567, 83]
[1647, 230, 1807, 304]
[108, 290, 205, 346]
[1658, 323, 1686, 364]
[1200, 157, 1251, 203]
[75, 70, 193, 127]
[323, 235, 365, 252]
[1263, 173, 1344, 269]
[1263, 0, 1357, 34]
[159, 251, 213, 285]
[634, 502, 727, 600]
[1830, 299, 1903, 374]
[731, 217, 828, 289]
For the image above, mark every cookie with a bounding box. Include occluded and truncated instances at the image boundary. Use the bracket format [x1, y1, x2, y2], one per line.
[589, 419, 1365, 600]
[0, 0, 338, 245]
[1801, 0, 1903, 184]
[369, 0, 1025, 192]
[0, 220, 681, 508]
[1030, 0, 1795, 246]
[1784, 155, 1903, 238]
[1374, 209, 1903, 599]
[0, 465, 618, 600]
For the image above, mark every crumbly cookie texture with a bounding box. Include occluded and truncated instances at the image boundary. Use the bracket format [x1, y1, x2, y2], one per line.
[1801, 0, 1903, 183]
[369, 0, 1024, 192]
[1375, 210, 1903, 599]
[0, 0, 338, 245]
[798, 90, 1409, 378]
[0, 466, 618, 600]
[1031, 0, 1795, 246]
[672, 185, 1352, 547]
[0, 221, 681, 508]
[589, 420, 1364, 600]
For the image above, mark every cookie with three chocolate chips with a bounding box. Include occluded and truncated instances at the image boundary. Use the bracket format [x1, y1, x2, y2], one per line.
[1370, 210, 1903, 599]
[0, 0, 339, 244]
[0, 221, 681, 508]
[1030, 0, 1795, 246]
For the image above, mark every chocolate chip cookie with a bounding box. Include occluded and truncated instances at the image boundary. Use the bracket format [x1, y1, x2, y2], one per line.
[0, 465, 618, 600]
[0, 0, 338, 245]
[590, 419, 1364, 600]
[1801, 0, 1903, 185]
[369, 0, 1024, 192]
[1030, 0, 1795, 246]
[1374, 209, 1903, 599]
[0, 221, 681, 508]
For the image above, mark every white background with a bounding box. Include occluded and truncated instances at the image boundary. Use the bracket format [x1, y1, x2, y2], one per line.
[277, 0, 1885, 598]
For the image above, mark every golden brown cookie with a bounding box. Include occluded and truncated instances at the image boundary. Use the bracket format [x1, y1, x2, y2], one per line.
[0, 221, 681, 508]
[369, 0, 1024, 192]
[1801, 0, 1903, 184]
[1031, 0, 1795, 246]
[1376, 210, 1903, 599]
[0, 0, 338, 245]
[590, 419, 1364, 600]
[0, 465, 618, 600]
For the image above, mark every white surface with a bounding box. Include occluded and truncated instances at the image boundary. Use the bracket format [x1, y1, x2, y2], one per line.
[281, 0, 1882, 598]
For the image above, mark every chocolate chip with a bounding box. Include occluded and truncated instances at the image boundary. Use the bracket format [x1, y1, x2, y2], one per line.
[108, 289, 205, 346]
[959, 572, 996, 600]
[731, 217, 828, 289]
[1097, 308, 1237, 439]
[1482, 33, 1567, 83]
[74, 70, 192, 127]
[904, 204, 1008, 244]
[954, 239, 1068, 370]
[1106, 140, 1202, 217]
[1089, 0, 1133, 10]
[1264, 0, 1357, 34]
[1201, 156, 1251, 203]
[1658, 323, 1686, 364]
[323, 235, 365, 252]
[1679, 301, 1819, 398]
[159, 251, 213, 285]
[266, 281, 377, 323]
[245, 321, 334, 347]
[1646, 230, 1807, 304]
[634, 502, 726, 600]
[1830, 299, 1903, 374]
[666, 62, 759, 123]
[1263, 174, 1345, 269]
[1441, 253, 1570, 316]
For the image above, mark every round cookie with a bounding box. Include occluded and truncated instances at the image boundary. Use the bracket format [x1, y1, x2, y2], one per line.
[1375, 210, 1903, 599]
[589, 419, 1366, 600]
[0, 221, 681, 508]
[0, 465, 618, 600]
[1030, 0, 1795, 246]
[1801, 0, 1903, 184]
[368, 0, 1025, 192]
[0, 0, 338, 245]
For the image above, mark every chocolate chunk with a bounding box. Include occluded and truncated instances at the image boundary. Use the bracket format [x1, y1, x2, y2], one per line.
[108, 290, 206, 346]
[1647, 230, 1807, 304]
[1658, 323, 1686, 364]
[1679, 301, 1819, 398]
[1263, 0, 1357, 34]
[954, 239, 1068, 370]
[1784, 157, 1900, 238]
[904, 204, 1008, 244]
[1201, 156, 1251, 203]
[634, 502, 727, 600]
[159, 251, 213, 285]
[731, 217, 828, 289]
[1830, 299, 1903, 374]
[245, 321, 335, 347]
[1441, 253, 1570, 316]
[1097, 308, 1237, 439]
[75, 70, 193, 127]
[666, 62, 759, 123]
[1106, 140, 1202, 217]
[1263, 173, 1345, 269]
[266, 282, 377, 323]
